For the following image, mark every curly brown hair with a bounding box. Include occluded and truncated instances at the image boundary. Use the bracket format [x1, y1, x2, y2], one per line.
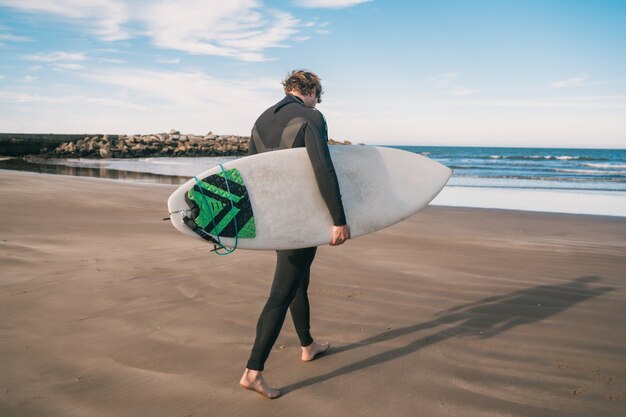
[281, 69, 323, 103]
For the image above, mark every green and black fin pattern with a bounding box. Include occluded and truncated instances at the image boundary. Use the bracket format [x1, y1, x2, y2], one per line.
[184, 168, 256, 239]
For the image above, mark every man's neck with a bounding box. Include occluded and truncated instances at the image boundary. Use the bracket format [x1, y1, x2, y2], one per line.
[288, 93, 305, 104]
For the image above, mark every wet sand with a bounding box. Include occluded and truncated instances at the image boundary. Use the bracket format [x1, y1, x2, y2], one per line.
[1, 170, 625, 417]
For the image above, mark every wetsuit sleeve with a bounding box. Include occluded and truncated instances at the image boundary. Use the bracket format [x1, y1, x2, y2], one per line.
[303, 122, 347, 226]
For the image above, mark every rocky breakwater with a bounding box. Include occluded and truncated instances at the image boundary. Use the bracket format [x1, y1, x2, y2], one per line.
[48, 130, 250, 158]
[44, 129, 356, 158]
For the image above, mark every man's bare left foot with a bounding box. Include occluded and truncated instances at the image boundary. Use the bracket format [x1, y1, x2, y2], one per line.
[301, 341, 330, 362]
[239, 369, 281, 399]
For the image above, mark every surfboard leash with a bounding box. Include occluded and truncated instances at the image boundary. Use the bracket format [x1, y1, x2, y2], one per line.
[165, 208, 221, 246]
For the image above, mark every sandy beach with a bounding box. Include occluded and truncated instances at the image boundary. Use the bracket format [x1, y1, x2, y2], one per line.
[1, 170, 624, 417]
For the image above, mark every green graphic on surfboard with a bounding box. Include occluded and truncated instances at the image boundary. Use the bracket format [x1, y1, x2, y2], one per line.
[185, 168, 256, 238]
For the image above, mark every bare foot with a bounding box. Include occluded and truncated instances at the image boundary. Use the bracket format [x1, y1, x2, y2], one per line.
[239, 369, 281, 399]
[301, 341, 330, 362]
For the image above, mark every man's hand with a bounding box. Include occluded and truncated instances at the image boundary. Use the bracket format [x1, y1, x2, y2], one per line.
[330, 224, 351, 246]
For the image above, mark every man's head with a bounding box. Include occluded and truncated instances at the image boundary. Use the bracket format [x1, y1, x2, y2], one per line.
[282, 70, 323, 108]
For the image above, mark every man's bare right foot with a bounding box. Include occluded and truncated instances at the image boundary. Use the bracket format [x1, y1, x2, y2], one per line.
[301, 341, 330, 362]
[239, 369, 281, 399]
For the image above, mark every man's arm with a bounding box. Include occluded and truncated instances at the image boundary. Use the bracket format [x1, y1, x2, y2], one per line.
[302, 119, 348, 231]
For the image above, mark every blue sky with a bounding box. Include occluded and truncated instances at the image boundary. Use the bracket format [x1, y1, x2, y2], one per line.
[0, 0, 624, 148]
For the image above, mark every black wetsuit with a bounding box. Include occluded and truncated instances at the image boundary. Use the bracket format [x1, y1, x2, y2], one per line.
[246, 94, 346, 371]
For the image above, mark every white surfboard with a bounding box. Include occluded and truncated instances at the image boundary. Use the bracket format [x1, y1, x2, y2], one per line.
[167, 145, 451, 250]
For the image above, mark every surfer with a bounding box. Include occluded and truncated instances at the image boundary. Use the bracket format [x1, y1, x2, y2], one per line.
[240, 70, 351, 399]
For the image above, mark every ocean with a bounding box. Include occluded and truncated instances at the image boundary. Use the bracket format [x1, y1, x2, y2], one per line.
[397, 146, 626, 217]
[1, 146, 625, 217]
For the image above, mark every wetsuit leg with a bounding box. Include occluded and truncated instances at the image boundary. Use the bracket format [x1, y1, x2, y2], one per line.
[246, 247, 317, 371]
[290, 247, 316, 347]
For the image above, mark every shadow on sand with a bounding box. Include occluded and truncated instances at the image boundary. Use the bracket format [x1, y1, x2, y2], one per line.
[281, 276, 614, 395]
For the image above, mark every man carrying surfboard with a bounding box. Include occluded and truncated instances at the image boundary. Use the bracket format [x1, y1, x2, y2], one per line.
[240, 70, 351, 399]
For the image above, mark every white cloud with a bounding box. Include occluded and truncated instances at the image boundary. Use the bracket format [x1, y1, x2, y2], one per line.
[23, 52, 88, 70]
[82, 96, 146, 110]
[0, 91, 56, 103]
[426, 72, 479, 97]
[423, 95, 626, 110]
[22, 75, 38, 83]
[551, 74, 588, 88]
[548, 75, 626, 89]
[99, 58, 125, 64]
[74, 67, 280, 133]
[85, 68, 274, 109]
[142, 2, 300, 61]
[53, 63, 87, 70]
[24, 51, 86, 62]
[0, 67, 282, 134]
[449, 88, 480, 96]
[0, 89, 145, 109]
[427, 72, 459, 87]
[1, 0, 304, 61]
[294, 0, 371, 8]
[156, 57, 180, 64]
[21, 52, 88, 71]
[0, 33, 32, 42]
[0, 0, 130, 41]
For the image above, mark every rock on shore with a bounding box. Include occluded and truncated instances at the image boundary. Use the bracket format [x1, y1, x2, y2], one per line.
[47, 130, 247, 158]
[43, 129, 355, 158]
